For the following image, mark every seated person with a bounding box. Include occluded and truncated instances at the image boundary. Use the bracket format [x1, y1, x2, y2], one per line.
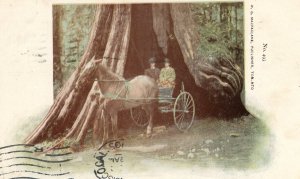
[144, 57, 160, 82]
[159, 58, 176, 88]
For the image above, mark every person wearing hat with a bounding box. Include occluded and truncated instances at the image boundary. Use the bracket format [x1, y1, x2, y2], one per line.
[144, 57, 160, 82]
[159, 58, 176, 88]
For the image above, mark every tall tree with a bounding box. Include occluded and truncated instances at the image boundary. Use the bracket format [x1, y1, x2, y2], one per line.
[25, 4, 243, 145]
[53, 6, 63, 96]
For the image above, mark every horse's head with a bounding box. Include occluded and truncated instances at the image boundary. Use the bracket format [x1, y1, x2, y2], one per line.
[93, 58, 103, 65]
[93, 59, 112, 79]
[83, 56, 124, 83]
[81, 56, 103, 74]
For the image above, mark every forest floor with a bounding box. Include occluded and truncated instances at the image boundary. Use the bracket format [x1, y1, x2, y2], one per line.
[62, 114, 271, 174]
[11, 114, 272, 178]
[116, 114, 272, 169]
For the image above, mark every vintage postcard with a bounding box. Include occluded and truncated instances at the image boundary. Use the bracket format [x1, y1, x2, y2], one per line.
[0, 0, 300, 178]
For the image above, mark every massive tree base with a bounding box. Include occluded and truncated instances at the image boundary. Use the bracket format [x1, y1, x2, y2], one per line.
[25, 4, 245, 146]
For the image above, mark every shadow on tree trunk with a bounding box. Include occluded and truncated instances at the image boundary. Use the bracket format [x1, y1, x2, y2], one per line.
[25, 4, 247, 146]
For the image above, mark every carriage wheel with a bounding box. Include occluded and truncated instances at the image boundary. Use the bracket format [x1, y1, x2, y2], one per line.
[130, 106, 149, 128]
[173, 92, 195, 132]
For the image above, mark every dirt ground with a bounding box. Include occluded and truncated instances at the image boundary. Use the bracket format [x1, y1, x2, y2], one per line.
[55, 114, 272, 179]
[71, 114, 272, 170]
[6, 114, 272, 178]
[118, 114, 271, 169]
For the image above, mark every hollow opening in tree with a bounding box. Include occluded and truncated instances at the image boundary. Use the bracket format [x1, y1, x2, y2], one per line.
[25, 3, 246, 146]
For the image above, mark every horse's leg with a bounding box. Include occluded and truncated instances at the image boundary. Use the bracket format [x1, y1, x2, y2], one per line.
[92, 116, 100, 147]
[101, 111, 109, 147]
[145, 104, 154, 137]
[111, 112, 118, 140]
[92, 118, 98, 147]
[98, 111, 105, 145]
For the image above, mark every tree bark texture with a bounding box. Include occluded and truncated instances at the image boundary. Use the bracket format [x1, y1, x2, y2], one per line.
[25, 3, 245, 145]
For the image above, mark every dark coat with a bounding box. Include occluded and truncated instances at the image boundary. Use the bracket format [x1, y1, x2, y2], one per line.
[144, 68, 160, 81]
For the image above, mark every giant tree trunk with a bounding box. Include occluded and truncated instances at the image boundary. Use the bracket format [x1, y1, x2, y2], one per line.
[25, 4, 244, 145]
[25, 5, 131, 144]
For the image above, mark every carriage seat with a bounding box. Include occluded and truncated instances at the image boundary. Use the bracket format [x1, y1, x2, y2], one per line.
[158, 87, 174, 104]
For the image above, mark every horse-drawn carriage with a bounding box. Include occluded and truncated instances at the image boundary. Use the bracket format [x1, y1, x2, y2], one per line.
[130, 83, 195, 132]
[38, 60, 196, 151]
[81, 60, 196, 141]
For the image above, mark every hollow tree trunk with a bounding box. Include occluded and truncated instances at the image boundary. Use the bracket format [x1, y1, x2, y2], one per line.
[25, 3, 244, 145]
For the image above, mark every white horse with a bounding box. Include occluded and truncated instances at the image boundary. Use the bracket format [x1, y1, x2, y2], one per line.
[89, 59, 158, 145]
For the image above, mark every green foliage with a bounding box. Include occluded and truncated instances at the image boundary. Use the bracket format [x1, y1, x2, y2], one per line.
[60, 5, 96, 82]
[191, 3, 244, 66]
[198, 22, 234, 60]
[53, 5, 96, 95]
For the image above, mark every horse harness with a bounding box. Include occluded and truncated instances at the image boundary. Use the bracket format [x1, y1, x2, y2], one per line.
[97, 79, 156, 112]
[97, 80, 130, 111]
